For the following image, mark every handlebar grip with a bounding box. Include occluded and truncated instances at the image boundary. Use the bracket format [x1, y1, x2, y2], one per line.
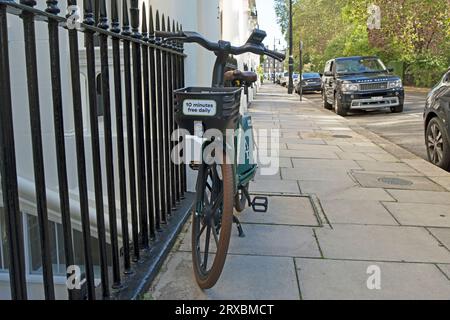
[154, 31, 184, 38]
[265, 49, 286, 62]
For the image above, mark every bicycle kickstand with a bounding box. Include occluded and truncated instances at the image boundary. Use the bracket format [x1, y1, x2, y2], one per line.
[233, 215, 245, 238]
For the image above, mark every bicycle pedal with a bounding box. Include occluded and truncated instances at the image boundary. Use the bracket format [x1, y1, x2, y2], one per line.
[251, 196, 268, 213]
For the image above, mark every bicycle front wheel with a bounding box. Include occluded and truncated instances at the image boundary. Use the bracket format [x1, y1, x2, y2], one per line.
[192, 160, 234, 289]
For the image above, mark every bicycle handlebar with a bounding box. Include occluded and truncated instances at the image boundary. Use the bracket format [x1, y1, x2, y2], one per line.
[154, 30, 286, 62]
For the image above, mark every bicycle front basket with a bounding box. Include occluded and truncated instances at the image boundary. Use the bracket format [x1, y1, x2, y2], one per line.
[174, 87, 242, 135]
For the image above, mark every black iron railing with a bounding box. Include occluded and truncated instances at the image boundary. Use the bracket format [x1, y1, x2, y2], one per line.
[0, 0, 190, 300]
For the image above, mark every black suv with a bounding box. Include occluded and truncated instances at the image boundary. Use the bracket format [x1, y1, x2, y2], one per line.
[322, 56, 404, 116]
[424, 68, 450, 171]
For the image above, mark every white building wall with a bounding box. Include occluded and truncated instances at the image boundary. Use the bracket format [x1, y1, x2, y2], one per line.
[1, 0, 257, 299]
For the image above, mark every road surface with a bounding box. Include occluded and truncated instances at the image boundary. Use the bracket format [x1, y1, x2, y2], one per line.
[303, 88, 429, 160]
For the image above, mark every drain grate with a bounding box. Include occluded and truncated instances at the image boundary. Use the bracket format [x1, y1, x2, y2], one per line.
[333, 135, 352, 139]
[378, 177, 413, 186]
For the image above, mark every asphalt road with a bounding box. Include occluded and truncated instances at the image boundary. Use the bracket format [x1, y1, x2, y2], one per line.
[302, 89, 429, 160]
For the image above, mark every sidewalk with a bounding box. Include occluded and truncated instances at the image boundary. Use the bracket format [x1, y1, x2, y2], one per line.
[148, 84, 450, 300]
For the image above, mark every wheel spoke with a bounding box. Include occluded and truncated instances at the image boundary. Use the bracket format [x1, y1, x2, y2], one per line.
[211, 190, 224, 213]
[436, 131, 442, 143]
[203, 225, 212, 270]
[212, 227, 220, 246]
[436, 147, 443, 162]
[197, 223, 207, 241]
[431, 125, 437, 139]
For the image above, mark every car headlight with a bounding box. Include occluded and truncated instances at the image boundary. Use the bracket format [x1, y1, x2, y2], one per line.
[341, 83, 359, 92]
[388, 79, 403, 89]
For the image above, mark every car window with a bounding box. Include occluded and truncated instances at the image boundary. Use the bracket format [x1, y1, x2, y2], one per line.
[303, 73, 321, 79]
[444, 72, 450, 83]
[336, 58, 386, 74]
[324, 61, 331, 73]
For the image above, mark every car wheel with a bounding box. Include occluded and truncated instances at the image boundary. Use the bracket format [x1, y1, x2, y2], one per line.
[334, 94, 347, 116]
[323, 91, 333, 110]
[391, 104, 404, 113]
[426, 117, 450, 171]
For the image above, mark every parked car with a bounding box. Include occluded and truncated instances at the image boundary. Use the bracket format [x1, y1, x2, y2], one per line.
[322, 56, 404, 116]
[293, 73, 300, 88]
[280, 72, 299, 87]
[424, 68, 450, 171]
[295, 72, 323, 93]
[280, 72, 289, 86]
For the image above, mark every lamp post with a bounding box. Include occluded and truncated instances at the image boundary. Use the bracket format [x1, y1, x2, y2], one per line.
[273, 38, 281, 83]
[299, 40, 304, 101]
[288, 0, 294, 94]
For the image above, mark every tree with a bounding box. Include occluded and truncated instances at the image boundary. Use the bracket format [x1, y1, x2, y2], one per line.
[274, 0, 450, 86]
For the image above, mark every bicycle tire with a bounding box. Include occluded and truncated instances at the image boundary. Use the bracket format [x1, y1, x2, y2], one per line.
[191, 160, 234, 289]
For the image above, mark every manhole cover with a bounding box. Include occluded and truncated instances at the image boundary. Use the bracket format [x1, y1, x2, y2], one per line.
[333, 135, 352, 139]
[378, 177, 413, 186]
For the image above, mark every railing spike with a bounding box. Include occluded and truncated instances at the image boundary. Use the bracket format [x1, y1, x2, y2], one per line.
[98, 0, 108, 29]
[175, 22, 180, 51]
[83, 0, 94, 25]
[122, 0, 131, 36]
[155, 10, 161, 45]
[111, 0, 120, 33]
[161, 13, 165, 32]
[155, 10, 160, 31]
[45, 1, 60, 14]
[130, 0, 141, 38]
[180, 24, 185, 51]
[141, 2, 148, 41]
[149, 6, 155, 44]
[167, 16, 172, 49]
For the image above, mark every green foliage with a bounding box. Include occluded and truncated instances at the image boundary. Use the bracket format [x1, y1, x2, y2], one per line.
[274, 0, 450, 87]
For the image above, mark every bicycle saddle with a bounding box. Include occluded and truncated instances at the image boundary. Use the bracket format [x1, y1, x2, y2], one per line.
[224, 70, 258, 83]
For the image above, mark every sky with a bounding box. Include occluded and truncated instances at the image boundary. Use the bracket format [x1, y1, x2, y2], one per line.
[255, 0, 287, 50]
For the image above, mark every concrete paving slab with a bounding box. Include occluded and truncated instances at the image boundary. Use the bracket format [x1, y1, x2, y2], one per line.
[437, 264, 450, 279]
[429, 176, 450, 191]
[356, 161, 418, 173]
[387, 190, 450, 204]
[315, 225, 450, 263]
[384, 203, 450, 227]
[366, 152, 400, 162]
[151, 252, 300, 300]
[351, 172, 444, 191]
[295, 258, 450, 300]
[280, 149, 339, 159]
[282, 168, 353, 182]
[300, 181, 394, 201]
[180, 224, 321, 258]
[292, 158, 361, 170]
[250, 179, 300, 194]
[239, 196, 319, 226]
[320, 200, 398, 225]
[428, 228, 450, 250]
[336, 152, 374, 161]
[339, 145, 387, 154]
[254, 169, 281, 181]
[403, 159, 450, 177]
[286, 144, 342, 152]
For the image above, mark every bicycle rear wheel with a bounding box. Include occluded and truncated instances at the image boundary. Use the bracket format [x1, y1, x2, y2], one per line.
[192, 159, 234, 289]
